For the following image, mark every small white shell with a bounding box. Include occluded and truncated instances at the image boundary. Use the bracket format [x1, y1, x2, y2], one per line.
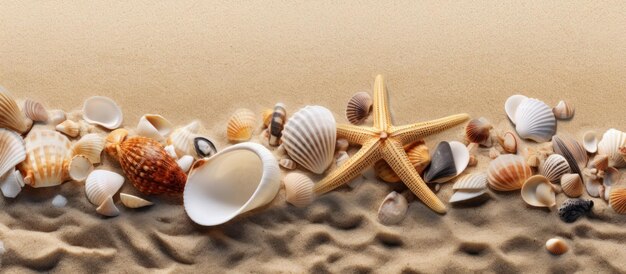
[377, 191, 408, 225]
[0, 129, 26, 177]
[136, 114, 173, 142]
[0, 88, 28, 133]
[449, 189, 488, 204]
[346, 92, 373, 125]
[560, 174, 583, 198]
[227, 108, 256, 142]
[176, 155, 195, 173]
[51, 194, 67, 208]
[120, 193, 153, 208]
[96, 195, 120, 217]
[279, 158, 297, 170]
[504, 94, 528, 124]
[514, 98, 556, 142]
[521, 175, 556, 208]
[55, 120, 80, 137]
[168, 121, 202, 159]
[82, 96, 123, 129]
[72, 133, 105, 164]
[597, 129, 626, 168]
[68, 155, 93, 182]
[552, 100, 574, 120]
[23, 99, 49, 122]
[0, 169, 24, 198]
[283, 172, 315, 208]
[583, 131, 598, 154]
[546, 238, 568, 255]
[48, 110, 66, 126]
[539, 154, 571, 183]
[452, 173, 487, 191]
[164, 145, 178, 159]
[85, 170, 125, 206]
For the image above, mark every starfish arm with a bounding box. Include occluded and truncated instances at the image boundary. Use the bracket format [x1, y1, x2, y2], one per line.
[381, 140, 447, 214]
[390, 113, 470, 145]
[314, 139, 383, 195]
[337, 124, 379, 145]
[372, 75, 392, 131]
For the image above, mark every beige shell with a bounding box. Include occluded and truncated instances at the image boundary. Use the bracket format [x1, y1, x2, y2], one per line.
[597, 129, 626, 168]
[465, 117, 492, 146]
[590, 154, 609, 172]
[552, 100, 574, 120]
[283, 172, 315, 207]
[48, 110, 66, 126]
[489, 147, 501, 159]
[85, 170, 125, 206]
[521, 175, 556, 208]
[18, 130, 72, 188]
[261, 108, 273, 128]
[546, 238, 568, 255]
[23, 99, 49, 123]
[560, 174, 583, 198]
[0, 88, 28, 133]
[336, 138, 349, 152]
[487, 154, 532, 191]
[335, 151, 349, 167]
[374, 160, 401, 183]
[268, 103, 287, 146]
[449, 189, 488, 204]
[167, 121, 202, 158]
[136, 114, 173, 142]
[72, 133, 105, 164]
[453, 173, 487, 191]
[96, 195, 120, 217]
[346, 92, 373, 125]
[56, 120, 80, 138]
[0, 129, 27, 177]
[68, 155, 93, 182]
[82, 96, 123, 129]
[552, 134, 588, 176]
[120, 193, 153, 208]
[539, 154, 571, 183]
[603, 167, 621, 187]
[500, 131, 518, 154]
[406, 141, 431, 174]
[583, 131, 598, 154]
[609, 188, 626, 214]
[227, 108, 256, 142]
[279, 158, 297, 170]
[377, 191, 408, 225]
[164, 145, 178, 159]
[176, 155, 195, 173]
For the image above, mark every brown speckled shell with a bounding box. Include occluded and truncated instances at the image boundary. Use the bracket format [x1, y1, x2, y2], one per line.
[118, 136, 186, 194]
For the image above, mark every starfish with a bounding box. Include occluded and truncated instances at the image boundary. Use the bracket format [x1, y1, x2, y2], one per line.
[313, 75, 470, 214]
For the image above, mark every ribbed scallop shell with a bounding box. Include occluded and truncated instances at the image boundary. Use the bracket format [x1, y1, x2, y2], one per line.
[377, 191, 408, 225]
[521, 175, 556, 208]
[85, 170, 125, 206]
[487, 154, 532, 191]
[346, 92, 373, 125]
[269, 103, 287, 146]
[55, 120, 80, 137]
[465, 117, 492, 146]
[583, 131, 598, 154]
[227, 108, 256, 142]
[283, 172, 315, 207]
[23, 99, 49, 122]
[552, 134, 588, 176]
[504, 94, 528, 123]
[18, 130, 72, 188]
[82, 96, 123, 129]
[0, 88, 27, 133]
[453, 173, 487, 191]
[560, 174, 583, 198]
[72, 133, 105, 164]
[120, 193, 153, 208]
[539, 154, 571, 183]
[597, 129, 626, 168]
[281, 106, 336, 174]
[167, 121, 202, 158]
[514, 98, 556, 142]
[552, 100, 574, 120]
[0, 129, 26, 177]
[609, 188, 626, 214]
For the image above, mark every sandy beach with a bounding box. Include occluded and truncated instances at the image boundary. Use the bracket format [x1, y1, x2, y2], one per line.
[1, 1, 626, 273]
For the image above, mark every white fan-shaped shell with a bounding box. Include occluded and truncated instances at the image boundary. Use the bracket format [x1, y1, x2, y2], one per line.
[583, 131, 598, 154]
[560, 174, 583, 198]
[68, 155, 93, 182]
[597, 129, 626, 168]
[449, 190, 488, 204]
[120, 193, 153, 208]
[168, 121, 202, 159]
[55, 120, 80, 137]
[504, 94, 528, 123]
[539, 154, 571, 183]
[281, 106, 336, 174]
[449, 141, 470, 177]
[377, 191, 408, 225]
[82, 96, 123, 129]
[72, 133, 105, 164]
[453, 173, 487, 191]
[0, 169, 24, 198]
[0, 88, 28, 133]
[96, 195, 120, 217]
[283, 172, 315, 207]
[514, 98, 556, 142]
[23, 99, 49, 122]
[85, 170, 125, 206]
[0, 129, 26, 177]
[19, 130, 72, 188]
[136, 114, 173, 142]
[176, 155, 195, 173]
[521, 175, 556, 208]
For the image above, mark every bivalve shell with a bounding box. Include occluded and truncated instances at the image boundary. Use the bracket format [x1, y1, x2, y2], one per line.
[597, 129, 626, 168]
[18, 130, 72, 187]
[514, 98, 556, 142]
[136, 114, 173, 142]
[0, 88, 28, 133]
[424, 141, 469, 183]
[377, 191, 408, 225]
[583, 131, 598, 154]
[449, 190, 488, 204]
[283, 172, 315, 207]
[227, 108, 256, 142]
[346, 92, 373, 125]
[465, 117, 493, 146]
[487, 154, 532, 191]
[552, 100, 574, 120]
[0, 129, 26, 177]
[504, 94, 528, 123]
[560, 174, 583, 198]
[167, 121, 202, 158]
[23, 99, 49, 123]
[82, 96, 123, 129]
[68, 155, 93, 182]
[546, 238, 568, 255]
[453, 173, 487, 191]
[521, 175, 556, 208]
[85, 170, 125, 206]
[0, 169, 24, 198]
[609, 188, 626, 214]
[539, 154, 571, 183]
[500, 131, 518, 154]
[72, 133, 105, 164]
[552, 134, 588, 177]
[269, 103, 287, 146]
[120, 193, 153, 208]
[96, 195, 120, 217]
[590, 154, 609, 171]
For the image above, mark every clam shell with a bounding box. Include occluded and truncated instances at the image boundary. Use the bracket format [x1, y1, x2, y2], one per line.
[193, 137, 217, 158]
[269, 103, 287, 146]
[55, 120, 80, 137]
[18, 130, 72, 188]
[590, 154, 609, 171]
[558, 199, 593, 223]
[0, 129, 26, 177]
[167, 121, 202, 158]
[500, 131, 518, 154]
[539, 154, 571, 183]
[552, 100, 574, 120]
[449, 189, 488, 204]
[68, 155, 93, 182]
[120, 193, 153, 208]
[72, 133, 105, 164]
[377, 191, 408, 225]
[136, 114, 173, 142]
[0, 88, 28, 133]
[504, 94, 528, 123]
[609, 188, 626, 214]
[176, 155, 195, 173]
[583, 175, 602, 198]
[560, 174, 583, 198]
[582, 131, 598, 153]
[23, 99, 49, 123]
[453, 173, 487, 191]
[521, 175, 556, 208]
[346, 92, 373, 125]
[425, 141, 469, 183]
[85, 170, 125, 206]
[279, 158, 297, 170]
[48, 110, 66, 126]
[227, 108, 256, 142]
[96, 195, 120, 217]
[82, 96, 123, 129]
[281, 106, 336, 174]
[406, 141, 430, 174]
[552, 134, 588, 177]
[514, 98, 556, 142]
[487, 154, 532, 191]
[283, 172, 315, 207]
[0, 169, 24, 198]
[546, 238, 568, 255]
[336, 138, 349, 152]
[597, 128, 626, 168]
[603, 167, 621, 187]
[465, 117, 493, 146]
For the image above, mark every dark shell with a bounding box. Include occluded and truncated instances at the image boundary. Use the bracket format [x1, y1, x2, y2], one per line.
[269, 103, 287, 146]
[194, 137, 217, 158]
[558, 199, 593, 223]
[424, 142, 456, 183]
[552, 135, 588, 178]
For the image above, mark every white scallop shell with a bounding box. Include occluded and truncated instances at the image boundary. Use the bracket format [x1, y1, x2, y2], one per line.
[504, 94, 528, 123]
[168, 120, 202, 159]
[68, 155, 93, 182]
[120, 193, 153, 208]
[283, 172, 315, 207]
[514, 98, 556, 142]
[0, 129, 26, 177]
[18, 130, 72, 188]
[0, 169, 24, 198]
[48, 109, 66, 126]
[0, 88, 28, 133]
[72, 133, 105, 164]
[55, 120, 80, 138]
[560, 174, 583, 198]
[521, 175, 556, 208]
[539, 154, 571, 183]
[85, 170, 125, 206]
[377, 191, 408, 225]
[176, 155, 195, 173]
[82, 96, 123, 129]
[597, 128, 626, 168]
[96, 195, 120, 217]
[452, 173, 487, 191]
[281, 106, 336, 174]
[136, 114, 173, 142]
[23, 99, 49, 123]
[449, 189, 488, 204]
[583, 131, 598, 154]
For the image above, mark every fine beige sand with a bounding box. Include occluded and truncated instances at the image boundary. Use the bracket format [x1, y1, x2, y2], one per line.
[2, 1, 626, 273]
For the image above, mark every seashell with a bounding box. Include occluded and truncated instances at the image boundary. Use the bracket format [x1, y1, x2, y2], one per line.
[262, 108, 273, 128]
[620, 146, 626, 162]
[18, 130, 72, 188]
[104, 129, 129, 159]
[521, 175, 556, 208]
[583, 175, 602, 198]
[552, 134, 588, 177]
[465, 117, 493, 146]
[0, 129, 26, 177]
[449, 189, 488, 204]
[82, 96, 123, 129]
[164, 144, 178, 159]
[85, 170, 125, 206]
[193, 137, 216, 159]
[51, 194, 67, 208]
[504, 94, 528, 123]
[546, 238, 568, 255]
[176, 155, 195, 173]
[552, 100, 574, 120]
[0, 169, 24, 198]
[609, 188, 626, 214]
[167, 121, 202, 158]
[279, 158, 297, 170]
[108, 136, 187, 195]
[453, 173, 487, 191]
[55, 120, 80, 137]
[72, 133, 105, 164]
[500, 131, 518, 154]
[558, 199, 593, 223]
[136, 114, 173, 142]
[424, 141, 469, 183]
[346, 92, 373, 125]
[582, 131, 598, 154]
[0, 88, 28, 133]
[269, 103, 287, 146]
[283, 172, 315, 207]
[68, 155, 93, 182]
[603, 167, 621, 187]
[487, 154, 532, 191]
[227, 108, 256, 142]
[96, 195, 120, 217]
[281, 106, 336, 174]
[468, 155, 478, 167]
[336, 138, 349, 152]
[560, 174, 583, 198]
[514, 98, 556, 142]
[184, 142, 281, 226]
[374, 160, 400, 183]
[597, 128, 626, 168]
[48, 110, 66, 125]
[336, 151, 349, 167]
[406, 141, 431, 174]
[377, 191, 408, 225]
[23, 99, 49, 122]
[539, 154, 571, 183]
[590, 154, 609, 171]
[489, 147, 501, 159]
[120, 193, 153, 208]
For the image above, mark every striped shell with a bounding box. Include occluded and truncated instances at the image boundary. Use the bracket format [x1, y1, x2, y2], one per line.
[521, 175, 556, 208]
[539, 154, 571, 183]
[346, 92, 373, 125]
[552, 134, 588, 177]
[609, 188, 626, 214]
[552, 100, 574, 120]
[72, 133, 105, 164]
[453, 173, 487, 191]
[597, 129, 626, 168]
[560, 174, 583, 198]
[227, 108, 256, 142]
[167, 121, 202, 158]
[514, 98, 556, 142]
[0, 88, 27, 133]
[487, 154, 532, 191]
[23, 99, 49, 122]
[269, 103, 287, 146]
[377, 191, 408, 225]
[0, 129, 26, 177]
[85, 170, 125, 206]
[18, 130, 72, 188]
[465, 117, 492, 146]
[283, 172, 315, 207]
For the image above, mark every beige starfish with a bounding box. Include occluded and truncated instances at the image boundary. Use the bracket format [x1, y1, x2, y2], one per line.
[313, 75, 470, 214]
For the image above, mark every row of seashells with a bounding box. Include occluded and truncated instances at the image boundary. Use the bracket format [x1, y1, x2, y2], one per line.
[504, 95, 575, 142]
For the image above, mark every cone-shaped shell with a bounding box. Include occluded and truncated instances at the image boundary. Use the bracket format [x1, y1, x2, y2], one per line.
[546, 238, 568, 255]
[68, 155, 93, 182]
[609, 188, 626, 214]
[560, 174, 583, 198]
[281, 106, 336, 174]
[465, 117, 492, 146]
[0, 88, 27, 133]
[552, 134, 588, 177]
[136, 114, 173, 142]
[583, 131, 598, 154]
[453, 173, 487, 191]
[23, 99, 49, 123]
[167, 121, 203, 158]
[597, 129, 626, 168]
[269, 103, 287, 146]
[539, 154, 571, 183]
[85, 170, 125, 206]
[377, 191, 408, 225]
[96, 195, 120, 217]
[487, 154, 532, 191]
[72, 133, 105, 164]
[558, 199, 593, 223]
[0, 129, 26, 177]
[284, 172, 315, 207]
[514, 98, 556, 142]
[227, 108, 256, 142]
[0, 169, 24, 198]
[552, 100, 574, 120]
[425, 141, 469, 183]
[346, 92, 373, 125]
[521, 175, 556, 208]
[82, 96, 123, 129]
[55, 120, 80, 138]
[504, 94, 528, 124]
[120, 193, 153, 208]
[18, 130, 72, 188]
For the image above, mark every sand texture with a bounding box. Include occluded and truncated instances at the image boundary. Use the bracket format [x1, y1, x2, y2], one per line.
[1, 1, 626, 273]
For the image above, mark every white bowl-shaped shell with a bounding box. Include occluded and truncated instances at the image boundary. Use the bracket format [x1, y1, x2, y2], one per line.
[23, 99, 49, 123]
[560, 174, 583, 198]
[0, 169, 24, 198]
[18, 130, 72, 188]
[136, 114, 173, 142]
[603, 167, 621, 187]
[283, 172, 315, 207]
[539, 154, 571, 183]
[72, 133, 105, 164]
[377, 191, 408, 225]
[346, 92, 373, 125]
[452, 173, 487, 191]
[68, 155, 93, 182]
[514, 98, 556, 142]
[0, 88, 28, 133]
[552, 100, 574, 120]
[521, 175, 556, 208]
[465, 117, 493, 146]
[85, 170, 125, 206]
[281, 106, 336, 174]
[55, 120, 80, 138]
[227, 108, 256, 142]
[0, 129, 26, 177]
[449, 189, 488, 204]
[48, 109, 66, 126]
[504, 94, 528, 124]
[184, 142, 281, 226]
[609, 188, 626, 214]
[120, 193, 153, 208]
[96, 195, 120, 217]
[582, 131, 598, 154]
[546, 238, 568, 255]
[552, 134, 588, 177]
[501, 131, 518, 154]
[584, 176, 602, 198]
[487, 154, 533, 191]
[167, 120, 203, 159]
[176, 155, 195, 173]
[597, 129, 626, 168]
[82, 96, 123, 129]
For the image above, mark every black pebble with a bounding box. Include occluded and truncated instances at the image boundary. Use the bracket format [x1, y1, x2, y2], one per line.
[558, 199, 594, 223]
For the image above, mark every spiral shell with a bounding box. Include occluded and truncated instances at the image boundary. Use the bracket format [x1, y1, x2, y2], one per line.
[560, 174, 583, 198]
[514, 98, 556, 142]
[487, 154, 532, 191]
[227, 108, 256, 142]
[521, 175, 556, 208]
[283, 172, 315, 207]
[0, 88, 27, 133]
[539, 154, 571, 183]
[377, 191, 408, 225]
[552, 100, 574, 120]
[23, 99, 49, 123]
[18, 130, 72, 188]
[558, 199, 593, 223]
[465, 117, 492, 146]
[346, 92, 373, 125]
[72, 133, 105, 164]
[609, 188, 626, 214]
[269, 103, 287, 146]
[597, 129, 626, 168]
